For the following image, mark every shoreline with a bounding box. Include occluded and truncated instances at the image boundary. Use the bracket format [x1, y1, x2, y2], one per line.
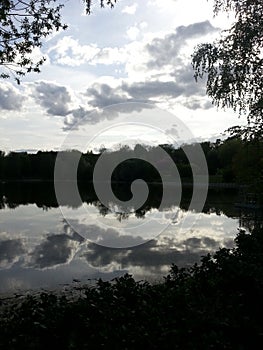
[0, 179, 246, 189]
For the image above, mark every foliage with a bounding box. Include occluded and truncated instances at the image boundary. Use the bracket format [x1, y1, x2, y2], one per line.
[1, 227, 263, 349]
[232, 139, 263, 187]
[84, 0, 117, 15]
[0, 0, 117, 82]
[0, 137, 262, 185]
[192, 0, 263, 138]
[0, 0, 66, 83]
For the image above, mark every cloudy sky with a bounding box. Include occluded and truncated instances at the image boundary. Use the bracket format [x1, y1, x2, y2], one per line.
[0, 0, 247, 152]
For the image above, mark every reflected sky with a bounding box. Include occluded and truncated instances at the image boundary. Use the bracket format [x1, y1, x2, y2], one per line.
[0, 191, 241, 293]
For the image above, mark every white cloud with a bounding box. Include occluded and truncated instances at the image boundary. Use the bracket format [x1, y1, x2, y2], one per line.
[91, 47, 129, 65]
[0, 83, 25, 111]
[126, 22, 148, 41]
[0, 0, 244, 151]
[25, 21, 220, 130]
[48, 36, 100, 66]
[126, 25, 140, 40]
[122, 4, 138, 15]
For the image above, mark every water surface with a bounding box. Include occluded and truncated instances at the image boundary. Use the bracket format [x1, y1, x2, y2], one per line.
[0, 182, 245, 293]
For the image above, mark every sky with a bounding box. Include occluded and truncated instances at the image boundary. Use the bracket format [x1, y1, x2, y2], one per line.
[0, 0, 247, 153]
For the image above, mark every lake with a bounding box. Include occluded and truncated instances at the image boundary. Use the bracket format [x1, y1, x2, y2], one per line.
[0, 181, 250, 293]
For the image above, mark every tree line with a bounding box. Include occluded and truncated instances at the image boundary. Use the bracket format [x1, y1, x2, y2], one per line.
[0, 137, 262, 186]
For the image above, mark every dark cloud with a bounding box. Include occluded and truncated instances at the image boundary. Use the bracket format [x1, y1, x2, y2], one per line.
[119, 63, 213, 111]
[29, 232, 84, 269]
[181, 236, 218, 250]
[146, 21, 217, 69]
[63, 83, 153, 130]
[0, 84, 24, 110]
[122, 80, 184, 99]
[182, 98, 213, 110]
[48, 22, 217, 129]
[0, 238, 25, 266]
[172, 68, 205, 95]
[61, 219, 148, 248]
[85, 83, 153, 112]
[121, 72, 208, 106]
[81, 68, 210, 119]
[63, 73, 210, 129]
[86, 83, 132, 108]
[63, 106, 94, 130]
[33, 81, 72, 116]
[176, 21, 217, 39]
[82, 234, 221, 271]
[63, 104, 153, 131]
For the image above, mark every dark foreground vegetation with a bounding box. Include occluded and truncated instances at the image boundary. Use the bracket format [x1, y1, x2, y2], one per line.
[1, 227, 263, 349]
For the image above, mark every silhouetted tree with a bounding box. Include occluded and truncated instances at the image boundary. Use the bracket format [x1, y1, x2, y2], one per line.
[192, 0, 263, 139]
[0, 0, 117, 82]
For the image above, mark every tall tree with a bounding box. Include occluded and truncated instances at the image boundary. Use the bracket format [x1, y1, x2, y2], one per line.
[192, 0, 263, 139]
[0, 0, 117, 83]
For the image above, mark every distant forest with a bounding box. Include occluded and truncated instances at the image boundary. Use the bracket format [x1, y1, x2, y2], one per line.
[0, 137, 262, 185]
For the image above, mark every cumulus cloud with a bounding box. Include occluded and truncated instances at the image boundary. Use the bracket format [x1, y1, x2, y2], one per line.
[122, 80, 184, 99]
[0, 83, 24, 111]
[122, 4, 138, 15]
[32, 81, 72, 116]
[126, 25, 140, 41]
[64, 104, 127, 131]
[82, 238, 207, 270]
[63, 72, 210, 129]
[182, 98, 213, 110]
[85, 77, 206, 110]
[29, 21, 216, 130]
[85, 75, 205, 107]
[181, 236, 218, 251]
[29, 232, 84, 269]
[64, 104, 140, 130]
[86, 83, 131, 108]
[64, 83, 153, 130]
[0, 238, 25, 268]
[146, 21, 218, 68]
[57, 219, 148, 249]
[86, 225, 146, 248]
[81, 231, 227, 272]
[30, 72, 210, 130]
[92, 47, 129, 65]
[48, 36, 100, 67]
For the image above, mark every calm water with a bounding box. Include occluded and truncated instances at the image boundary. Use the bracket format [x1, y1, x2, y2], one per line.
[0, 182, 247, 293]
